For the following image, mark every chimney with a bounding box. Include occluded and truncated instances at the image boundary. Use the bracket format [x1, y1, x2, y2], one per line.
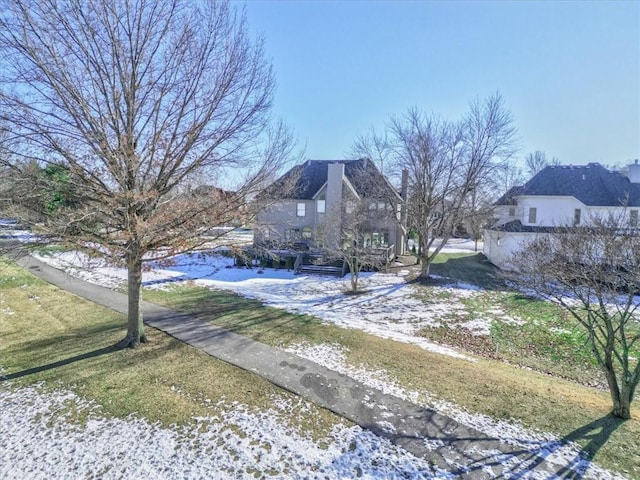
[325, 162, 345, 248]
[627, 159, 640, 183]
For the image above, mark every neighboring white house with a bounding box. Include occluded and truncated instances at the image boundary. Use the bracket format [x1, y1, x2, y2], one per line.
[484, 161, 640, 269]
[254, 158, 407, 256]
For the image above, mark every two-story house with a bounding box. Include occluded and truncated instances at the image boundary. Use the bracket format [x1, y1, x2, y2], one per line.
[254, 158, 407, 256]
[484, 161, 640, 269]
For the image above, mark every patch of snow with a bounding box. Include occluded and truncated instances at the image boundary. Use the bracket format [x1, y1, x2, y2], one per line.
[549, 327, 572, 335]
[0, 383, 453, 480]
[458, 318, 492, 336]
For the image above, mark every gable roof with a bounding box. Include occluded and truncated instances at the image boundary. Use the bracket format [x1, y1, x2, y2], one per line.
[495, 163, 640, 207]
[261, 158, 401, 201]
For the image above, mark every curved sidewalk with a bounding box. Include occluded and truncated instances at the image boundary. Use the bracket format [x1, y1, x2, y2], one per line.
[17, 255, 564, 479]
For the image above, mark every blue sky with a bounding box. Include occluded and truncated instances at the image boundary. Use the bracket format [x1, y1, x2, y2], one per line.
[241, 0, 639, 167]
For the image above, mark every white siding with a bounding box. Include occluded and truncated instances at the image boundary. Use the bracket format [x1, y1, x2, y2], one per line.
[483, 230, 543, 270]
[517, 196, 585, 227]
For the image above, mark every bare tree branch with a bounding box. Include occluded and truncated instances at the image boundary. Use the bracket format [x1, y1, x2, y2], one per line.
[365, 93, 517, 278]
[0, 0, 295, 348]
[509, 213, 640, 419]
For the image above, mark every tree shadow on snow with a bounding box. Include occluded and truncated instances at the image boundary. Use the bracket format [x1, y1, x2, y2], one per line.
[445, 413, 627, 479]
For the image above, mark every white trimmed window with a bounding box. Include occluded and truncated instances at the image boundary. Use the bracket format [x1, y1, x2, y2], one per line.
[296, 202, 306, 217]
[630, 210, 638, 227]
[317, 199, 325, 213]
[528, 207, 537, 224]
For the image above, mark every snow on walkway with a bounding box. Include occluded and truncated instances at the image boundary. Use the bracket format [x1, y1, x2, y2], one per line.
[284, 342, 626, 480]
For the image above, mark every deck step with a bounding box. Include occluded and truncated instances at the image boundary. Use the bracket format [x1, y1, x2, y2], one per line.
[298, 265, 344, 276]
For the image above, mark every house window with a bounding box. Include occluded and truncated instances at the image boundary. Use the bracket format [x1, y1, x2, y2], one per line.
[508, 207, 516, 217]
[296, 202, 306, 217]
[371, 231, 389, 247]
[528, 207, 537, 224]
[317, 199, 325, 213]
[630, 210, 638, 227]
[574, 209, 581, 225]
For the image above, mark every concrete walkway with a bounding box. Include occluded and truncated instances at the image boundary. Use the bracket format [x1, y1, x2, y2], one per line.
[17, 255, 569, 479]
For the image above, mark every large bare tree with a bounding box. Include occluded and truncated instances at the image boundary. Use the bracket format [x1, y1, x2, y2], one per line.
[510, 215, 640, 419]
[0, 0, 294, 347]
[359, 94, 517, 278]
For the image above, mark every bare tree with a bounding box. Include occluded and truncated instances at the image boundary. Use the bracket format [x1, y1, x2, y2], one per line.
[386, 94, 517, 278]
[0, 0, 294, 347]
[315, 164, 401, 292]
[524, 150, 560, 177]
[510, 214, 640, 419]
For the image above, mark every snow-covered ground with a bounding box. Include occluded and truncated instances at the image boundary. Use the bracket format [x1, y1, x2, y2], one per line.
[7, 248, 628, 479]
[0, 383, 451, 480]
[33, 250, 490, 360]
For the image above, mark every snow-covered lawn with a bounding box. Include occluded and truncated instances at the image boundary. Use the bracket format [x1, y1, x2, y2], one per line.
[33, 250, 492, 361]
[0, 382, 449, 480]
[17, 249, 629, 479]
[0, 352, 625, 480]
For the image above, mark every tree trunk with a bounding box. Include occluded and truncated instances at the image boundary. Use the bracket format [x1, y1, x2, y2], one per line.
[613, 383, 632, 420]
[117, 242, 148, 348]
[613, 395, 632, 419]
[418, 235, 431, 279]
[420, 260, 431, 279]
[350, 255, 359, 291]
[605, 368, 631, 419]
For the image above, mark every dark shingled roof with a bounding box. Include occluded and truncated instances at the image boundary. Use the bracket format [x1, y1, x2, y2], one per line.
[261, 158, 400, 201]
[495, 163, 640, 207]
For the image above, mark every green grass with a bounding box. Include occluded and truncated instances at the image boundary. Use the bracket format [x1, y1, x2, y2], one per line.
[28, 243, 67, 256]
[144, 282, 640, 478]
[429, 252, 505, 289]
[0, 258, 342, 438]
[416, 253, 639, 389]
[3, 252, 640, 477]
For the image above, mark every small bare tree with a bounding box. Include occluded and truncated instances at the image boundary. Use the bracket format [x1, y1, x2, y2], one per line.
[319, 202, 381, 293]
[318, 164, 400, 292]
[510, 214, 640, 419]
[0, 0, 294, 347]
